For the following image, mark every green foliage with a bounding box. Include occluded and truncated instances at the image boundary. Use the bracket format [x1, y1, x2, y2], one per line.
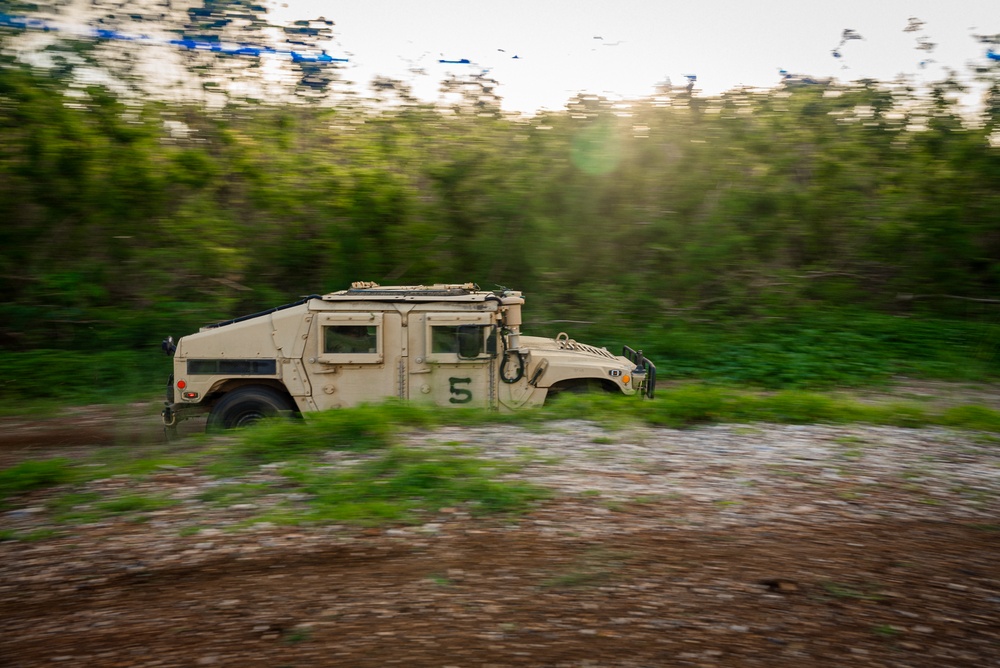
[197, 482, 270, 506]
[542, 386, 1000, 433]
[939, 405, 1000, 432]
[0, 458, 76, 502]
[283, 446, 548, 525]
[94, 494, 178, 516]
[0, 349, 170, 405]
[640, 309, 1000, 388]
[1, 54, 999, 399]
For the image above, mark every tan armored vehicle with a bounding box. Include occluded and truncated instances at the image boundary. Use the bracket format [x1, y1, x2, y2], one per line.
[161, 282, 655, 432]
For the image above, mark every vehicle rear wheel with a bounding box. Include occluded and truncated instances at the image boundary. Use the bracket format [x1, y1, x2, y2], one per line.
[206, 387, 296, 432]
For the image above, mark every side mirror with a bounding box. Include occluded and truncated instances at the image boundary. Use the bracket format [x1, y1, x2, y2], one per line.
[162, 336, 176, 356]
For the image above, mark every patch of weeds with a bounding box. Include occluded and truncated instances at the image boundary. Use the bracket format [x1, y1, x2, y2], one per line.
[514, 447, 563, 466]
[580, 489, 602, 497]
[541, 548, 630, 588]
[427, 573, 453, 587]
[85, 446, 203, 480]
[820, 581, 885, 601]
[178, 525, 203, 537]
[284, 627, 312, 644]
[714, 499, 740, 507]
[768, 467, 807, 479]
[96, 494, 178, 516]
[237, 505, 304, 529]
[208, 401, 514, 475]
[0, 528, 61, 542]
[939, 405, 1000, 432]
[591, 436, 615, 445]
[547, 384, 999, 434]
[967, 523, 999, 532]
[274, 446, 549, 526]
[632, 493, 677, 503]
[873, 624, 902, 638]
[48, 491, 101, 515]
[919, 497, 942, 506]
[0, 458, 77, 504]
[197, 482, 271, 506]
[542, 569, 609, 588]
[22, 528, 61, 541]
[49, 491, 105, 523]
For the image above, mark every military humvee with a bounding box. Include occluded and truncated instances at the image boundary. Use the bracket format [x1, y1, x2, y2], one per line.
[161, 282, 655, 433]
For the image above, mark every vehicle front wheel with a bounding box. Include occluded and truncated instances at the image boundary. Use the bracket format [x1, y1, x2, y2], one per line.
[206, 387, 296, 432]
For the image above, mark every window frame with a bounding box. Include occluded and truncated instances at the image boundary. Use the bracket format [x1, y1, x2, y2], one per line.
[424, 314, 495, 363]
[317, 312, 383, 364]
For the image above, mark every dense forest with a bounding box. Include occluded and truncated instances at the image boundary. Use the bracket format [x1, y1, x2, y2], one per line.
[2, 5, 1000, 400]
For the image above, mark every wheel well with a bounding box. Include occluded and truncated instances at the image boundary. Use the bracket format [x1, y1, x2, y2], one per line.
[546, 377, 619, 397]
[204, 379, 295, 409]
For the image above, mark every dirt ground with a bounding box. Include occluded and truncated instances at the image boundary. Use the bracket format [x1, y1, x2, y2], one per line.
[1, 383, 999, 667]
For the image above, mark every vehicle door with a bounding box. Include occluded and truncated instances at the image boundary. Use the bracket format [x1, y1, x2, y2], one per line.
[408, 312, 497, 409]
[306, 311, 403, 409]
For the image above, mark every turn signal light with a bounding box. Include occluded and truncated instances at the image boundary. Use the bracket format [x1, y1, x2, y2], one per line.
[622, 375, 631, 385]
[183, 391, 199, 400]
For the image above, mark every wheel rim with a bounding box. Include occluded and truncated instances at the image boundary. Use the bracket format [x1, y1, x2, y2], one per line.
[230, 406, 268, 428]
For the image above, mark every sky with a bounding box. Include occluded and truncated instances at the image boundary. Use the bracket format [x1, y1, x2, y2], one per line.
[270, 0, 1000, 112]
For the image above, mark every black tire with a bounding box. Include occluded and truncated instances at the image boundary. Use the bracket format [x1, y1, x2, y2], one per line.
[206, 387, 296, 432]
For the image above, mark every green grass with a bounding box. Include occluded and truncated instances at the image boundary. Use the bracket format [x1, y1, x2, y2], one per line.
[0, 349, 171, 409]
[626, 308, 1000, 389]
[0, 458, 77, 504]
[541, 548, 631, 588]
[197, 482, 271, 506]
[95, 493, 178, 514]
[3, 308, 995, 420]
[543, 385, 1000, 432]
[0, 528, 61, 542]
[820, 581, 885, 601]
[275, 446, 549, 526]
[1, 380, 998, 530]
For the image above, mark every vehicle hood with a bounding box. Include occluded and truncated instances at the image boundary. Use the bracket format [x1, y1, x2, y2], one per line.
[519, 335, 630, 366]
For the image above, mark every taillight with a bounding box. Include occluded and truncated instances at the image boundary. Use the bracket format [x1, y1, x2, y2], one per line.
[177, 379, 187, 389]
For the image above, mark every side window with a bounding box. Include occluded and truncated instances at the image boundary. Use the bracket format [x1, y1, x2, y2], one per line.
[430, 325, 488, 359]
[324, 325, 377, 354]
[317, 312, 383, 364]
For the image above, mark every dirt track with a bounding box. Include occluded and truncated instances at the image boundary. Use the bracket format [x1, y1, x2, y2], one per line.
[1, 395, 999, 667]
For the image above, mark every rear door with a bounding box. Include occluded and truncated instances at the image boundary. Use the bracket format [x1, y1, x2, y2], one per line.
[305, 310, 404, 408]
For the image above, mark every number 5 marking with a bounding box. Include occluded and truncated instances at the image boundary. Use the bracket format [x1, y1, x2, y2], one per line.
[449, 377, 473, 404]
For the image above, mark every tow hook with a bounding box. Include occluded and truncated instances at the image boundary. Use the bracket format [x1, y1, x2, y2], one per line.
[161, 404, 177, 427]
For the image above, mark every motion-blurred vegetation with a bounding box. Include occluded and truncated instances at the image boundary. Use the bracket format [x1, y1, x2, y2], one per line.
[1, 4, 999, 403]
